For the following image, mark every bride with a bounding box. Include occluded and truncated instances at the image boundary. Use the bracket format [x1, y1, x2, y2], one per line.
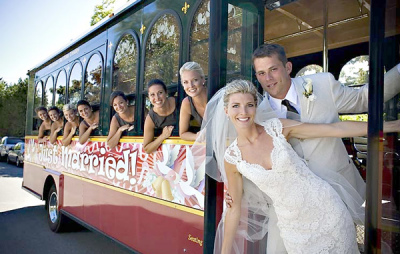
[201, 79, 399, 254]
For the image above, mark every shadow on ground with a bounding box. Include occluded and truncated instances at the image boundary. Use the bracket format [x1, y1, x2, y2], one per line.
[0, 162, 22, 178]
[0, 206, 132, 254]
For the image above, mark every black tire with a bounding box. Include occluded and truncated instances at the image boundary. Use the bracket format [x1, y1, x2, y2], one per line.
[6, 156, 10, 164]
[47, 185, 67, 232]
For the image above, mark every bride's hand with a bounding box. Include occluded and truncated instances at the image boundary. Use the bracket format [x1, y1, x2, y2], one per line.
[225, 191, 233, 208]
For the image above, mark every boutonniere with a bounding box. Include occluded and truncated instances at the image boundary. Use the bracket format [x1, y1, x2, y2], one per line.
[302, 78, 316, 100]
[301, 78, 316, 113]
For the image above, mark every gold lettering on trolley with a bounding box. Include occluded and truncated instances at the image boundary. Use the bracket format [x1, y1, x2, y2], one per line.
[182, 2, 190, 14]
[108, 41, 113, 49]
[187, 234, 203, 247]
[140, 24, 146, 34]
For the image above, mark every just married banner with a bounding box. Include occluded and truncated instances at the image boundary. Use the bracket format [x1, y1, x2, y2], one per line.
[25, 139, 206, 210]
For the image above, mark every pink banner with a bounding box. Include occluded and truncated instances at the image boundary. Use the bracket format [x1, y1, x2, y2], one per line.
[25, 139, 206, 210]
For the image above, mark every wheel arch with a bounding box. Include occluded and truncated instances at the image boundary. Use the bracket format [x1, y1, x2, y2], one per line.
[43, 176, 56, 209]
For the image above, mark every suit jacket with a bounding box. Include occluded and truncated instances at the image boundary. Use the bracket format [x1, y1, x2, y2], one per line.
[291, 72, 368, 200]
[263, 66, 399, 203]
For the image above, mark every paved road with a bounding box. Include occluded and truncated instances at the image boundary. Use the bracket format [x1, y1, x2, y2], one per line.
[0, 162, 133, 254]
[0, 161, 44, 212]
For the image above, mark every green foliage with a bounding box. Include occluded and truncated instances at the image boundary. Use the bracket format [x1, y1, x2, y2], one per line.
[296, 64, 323, 77]
[90, 0, 116, 26]
[356, 68, 368, 85]
[113, 34, 137, 94]
[0, 78, 28, 137]
[144, 14, 179, 87]
[339, 56, 369, 86]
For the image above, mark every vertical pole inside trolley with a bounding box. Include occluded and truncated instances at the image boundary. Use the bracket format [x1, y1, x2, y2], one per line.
[366, 0, 386, 252]
[203, 0, 228, 253]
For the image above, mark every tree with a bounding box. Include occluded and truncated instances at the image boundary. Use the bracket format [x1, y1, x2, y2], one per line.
[90, 0, 116, 26]
[0, 78, 28, 137]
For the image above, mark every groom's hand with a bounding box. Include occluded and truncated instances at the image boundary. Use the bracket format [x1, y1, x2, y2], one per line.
[225, 191, 233, 208]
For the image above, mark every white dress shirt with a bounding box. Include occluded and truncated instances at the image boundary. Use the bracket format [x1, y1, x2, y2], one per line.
[268, 81, 301, 119]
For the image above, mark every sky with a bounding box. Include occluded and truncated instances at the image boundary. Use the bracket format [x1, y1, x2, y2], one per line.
[0, 0, 126, 85]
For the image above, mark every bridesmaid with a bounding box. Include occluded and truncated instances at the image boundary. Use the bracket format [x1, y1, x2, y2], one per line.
[35, 106, 52, 143]
[107, 91, 135, 149]
[77, 100, 100, 144]
[48, 106, 64, 144]
[143, 79, 176, 153]
[179, 62, 207, 141]
[61, 104, 80, 146]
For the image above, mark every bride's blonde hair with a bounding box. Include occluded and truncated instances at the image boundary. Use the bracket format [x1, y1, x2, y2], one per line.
[223, 79, 258, 107]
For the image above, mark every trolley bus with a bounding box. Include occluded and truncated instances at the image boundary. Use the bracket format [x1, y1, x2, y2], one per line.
[23, 0, 399, 253]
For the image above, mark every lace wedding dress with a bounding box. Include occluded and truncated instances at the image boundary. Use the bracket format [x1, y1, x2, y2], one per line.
[224, 118, 359, 254]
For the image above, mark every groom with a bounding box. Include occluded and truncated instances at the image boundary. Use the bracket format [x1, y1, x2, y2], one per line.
[222, 44, 400, 198]
[252, 43, 399, 199]
[226, 43, 400, 251]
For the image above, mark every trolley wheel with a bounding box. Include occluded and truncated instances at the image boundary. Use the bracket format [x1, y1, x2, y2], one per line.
[47, 184, 67, 232]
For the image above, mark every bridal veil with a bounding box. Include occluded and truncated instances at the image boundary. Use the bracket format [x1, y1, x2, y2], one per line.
[193, 82, 365, 253]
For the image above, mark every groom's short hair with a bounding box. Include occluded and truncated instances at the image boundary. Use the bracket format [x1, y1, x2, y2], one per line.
[252, 44, 288, 66]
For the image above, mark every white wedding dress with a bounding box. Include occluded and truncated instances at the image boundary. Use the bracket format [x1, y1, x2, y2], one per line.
[224, 118, 360, 254]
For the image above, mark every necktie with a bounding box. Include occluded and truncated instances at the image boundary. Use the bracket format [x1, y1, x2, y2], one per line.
[282, 99, 299, 114]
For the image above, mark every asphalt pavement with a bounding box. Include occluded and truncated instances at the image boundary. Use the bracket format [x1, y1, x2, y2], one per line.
[0, 162, 133, 254]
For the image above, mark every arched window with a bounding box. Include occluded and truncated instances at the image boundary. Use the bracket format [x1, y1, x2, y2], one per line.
[295, 64, 323, 77]
[339, 56, 369, 122]
[144, 13, 180, 90]
[190, 0, 210, 76]
[226, 4, 243, 80]
[68, 62, 83, 105]
[113, 34, 138, 94]
[339, 56, 369, 87]
[44, 76, 54, 108]
[34, 81, 43, 109]
[84, 53, 103, 105]
[55, 70, 67, 108]
[33, 81, 43, 131]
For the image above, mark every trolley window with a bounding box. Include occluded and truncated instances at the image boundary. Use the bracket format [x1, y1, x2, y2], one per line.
[226, 4, 243, 80]
[32, 81, 43, 131]
[339, 56, 369, 87]
[44, 76, 54, 108]
[295, 64, 323, 77]
[113, 33, 138, 96]
[190, 0, 210, 77]
[55, 69, 67, 108]
[68, 62, 83, 105]
[143, 13, 180, 91]
[84, 53, 103, 106]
